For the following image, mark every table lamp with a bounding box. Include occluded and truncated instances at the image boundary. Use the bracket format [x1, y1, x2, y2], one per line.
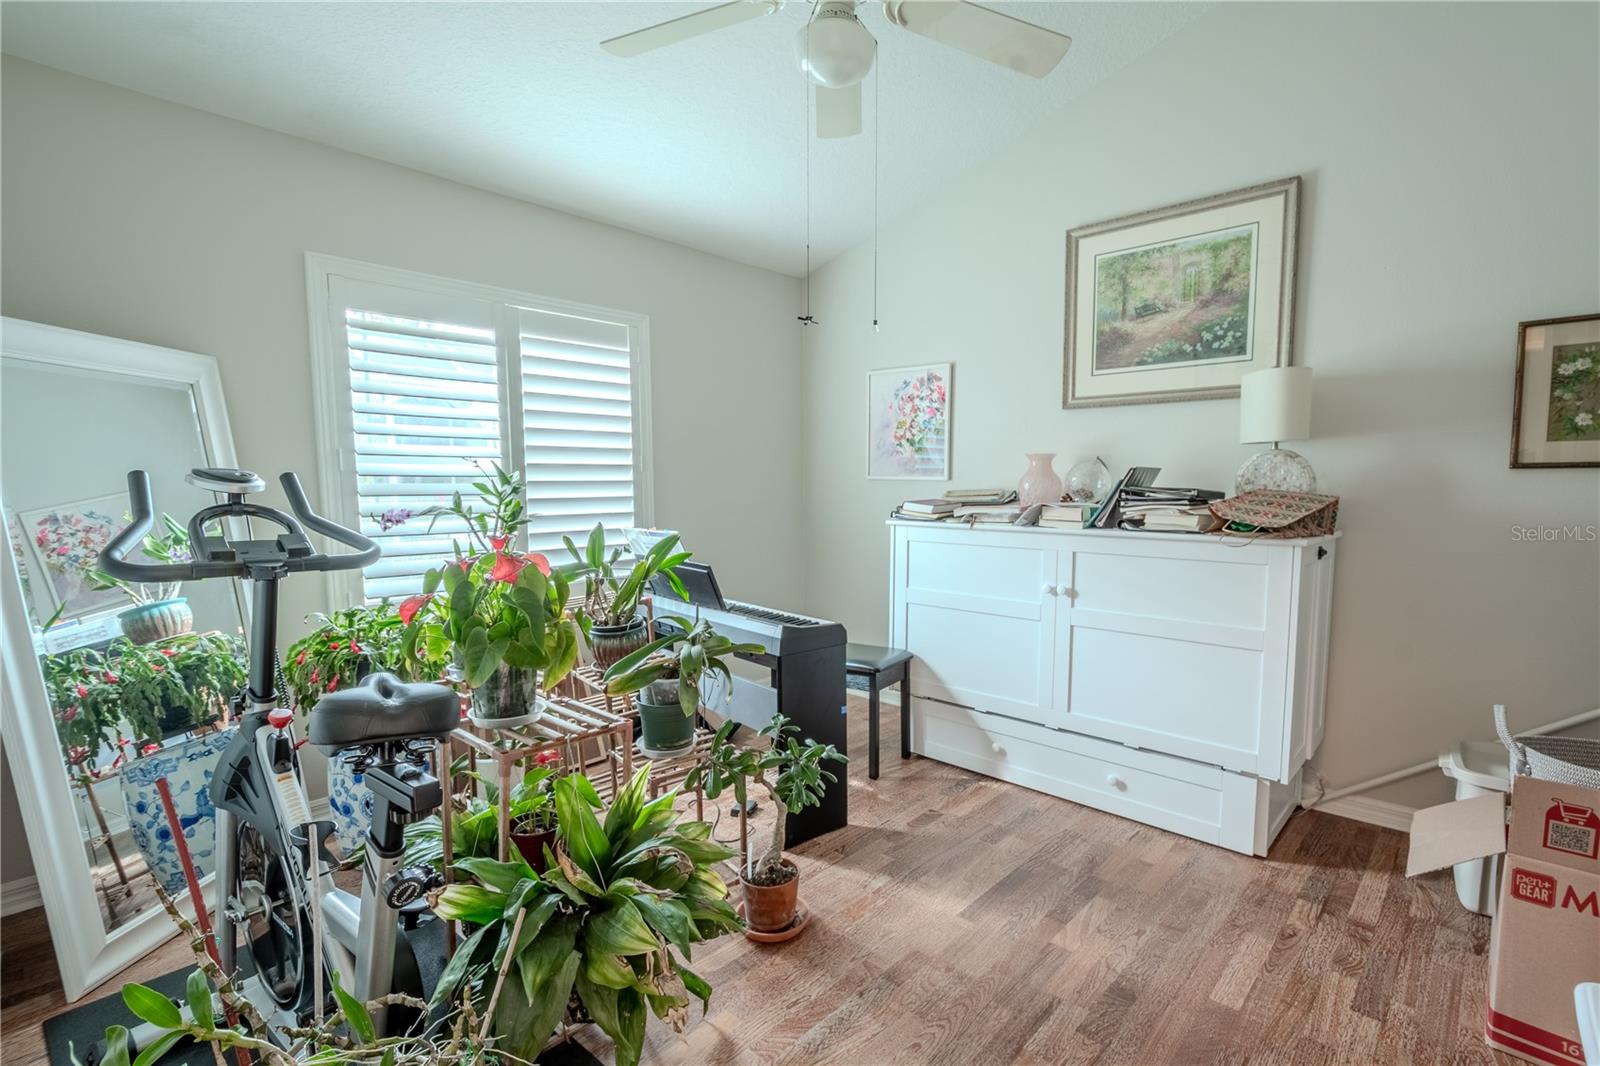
[1236, 366, 1316, 494]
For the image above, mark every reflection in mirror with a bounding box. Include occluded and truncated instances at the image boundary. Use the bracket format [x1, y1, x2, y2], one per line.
[1, 355, 248, 938]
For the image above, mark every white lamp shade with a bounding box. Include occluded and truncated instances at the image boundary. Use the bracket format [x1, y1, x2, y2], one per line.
[1239, 366, 1313, 444]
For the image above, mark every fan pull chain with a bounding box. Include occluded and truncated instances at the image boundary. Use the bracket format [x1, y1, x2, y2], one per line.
[873, 42, 880, 333]
[798, 22, 817, 327]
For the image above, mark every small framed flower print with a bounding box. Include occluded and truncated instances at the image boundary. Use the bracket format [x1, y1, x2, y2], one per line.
[867, 363, 951, 480]
[15, 492, 129, 620]
[1511, 314, 1600, 468]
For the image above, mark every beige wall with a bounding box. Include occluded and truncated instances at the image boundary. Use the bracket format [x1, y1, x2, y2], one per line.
[0, 57, 803, 883]
[798, 2, 1600, 811]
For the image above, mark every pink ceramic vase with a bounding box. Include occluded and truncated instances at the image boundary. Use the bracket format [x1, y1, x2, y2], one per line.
[1017, 453, 1063, 508]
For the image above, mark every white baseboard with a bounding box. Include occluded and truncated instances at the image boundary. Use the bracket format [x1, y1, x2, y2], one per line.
[1, 875, 43, 916]
[1312, 795, 1415, 833]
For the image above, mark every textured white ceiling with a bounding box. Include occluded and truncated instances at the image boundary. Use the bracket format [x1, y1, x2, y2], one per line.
[1, 2, 1211, 276]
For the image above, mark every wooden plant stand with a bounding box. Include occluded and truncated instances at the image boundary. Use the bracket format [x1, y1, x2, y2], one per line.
[443, 696, 633, 864]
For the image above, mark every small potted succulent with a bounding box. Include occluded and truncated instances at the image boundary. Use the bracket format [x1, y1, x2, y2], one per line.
[87, 513, 197, 643]
[686, 713, 846, 940]
[565, 523, 691, 669]
[601, 617, 762, 757]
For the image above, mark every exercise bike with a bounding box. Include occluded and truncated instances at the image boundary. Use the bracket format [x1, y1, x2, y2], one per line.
[96, 467, 460, 1057]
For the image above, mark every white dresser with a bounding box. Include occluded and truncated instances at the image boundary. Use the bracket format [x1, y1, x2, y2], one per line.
[888, 519, 1337, 855]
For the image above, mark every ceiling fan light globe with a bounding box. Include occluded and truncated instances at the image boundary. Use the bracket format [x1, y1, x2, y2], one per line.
[794, 18, 876, 88]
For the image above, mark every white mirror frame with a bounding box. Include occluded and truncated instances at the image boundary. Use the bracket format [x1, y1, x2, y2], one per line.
[0, 317, 244, 1001]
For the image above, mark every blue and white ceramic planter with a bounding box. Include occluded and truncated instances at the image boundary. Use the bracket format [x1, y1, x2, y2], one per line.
[326, 754, 375, 855]
[119, 728, 234, 894]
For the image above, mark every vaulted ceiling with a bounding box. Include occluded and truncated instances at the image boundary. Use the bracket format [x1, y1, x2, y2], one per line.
[1, 2, 1211, 275]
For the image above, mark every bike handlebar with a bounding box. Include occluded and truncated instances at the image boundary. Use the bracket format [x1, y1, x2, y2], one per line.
[98, 469, 380, 582]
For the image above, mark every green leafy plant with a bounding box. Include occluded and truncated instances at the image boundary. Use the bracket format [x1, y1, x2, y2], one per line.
[41, 647, 125, 773]
[600, 618, 763, 717]
[43, 632, 246, 761]
[404, 759, 562, 871]
[399, 552, 580, 694]
[80, 887, 502, 1066]
[687, 713, 846, 885]
[370, 461, 528, 556]
[283, 602, 443, 714]
[564, 523, 690, 631]
[430, 768, 742, 1066]
[86, 512, 193, 606]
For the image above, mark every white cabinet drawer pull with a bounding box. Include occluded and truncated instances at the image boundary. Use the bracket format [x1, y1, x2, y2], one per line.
[1056, 585, 1072, 597]
[1105, 773, 1126, 790]
[990, 742, 1005, 755]
[1041, 583, 1056, 597]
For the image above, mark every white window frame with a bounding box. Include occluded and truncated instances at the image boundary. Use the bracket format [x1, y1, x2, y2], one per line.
[304, 252, 654, 608]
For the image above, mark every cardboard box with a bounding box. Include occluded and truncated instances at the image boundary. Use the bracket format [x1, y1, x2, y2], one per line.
[1408, 776, 1600, 1066]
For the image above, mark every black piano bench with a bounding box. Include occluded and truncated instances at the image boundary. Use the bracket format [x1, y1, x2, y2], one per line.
[844, 644, 913, 780]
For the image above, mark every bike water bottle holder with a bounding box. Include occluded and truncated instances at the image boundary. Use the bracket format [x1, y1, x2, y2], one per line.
[287, 820, 340, 876]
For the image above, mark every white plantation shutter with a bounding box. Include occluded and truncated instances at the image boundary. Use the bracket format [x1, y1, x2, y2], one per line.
[333, 281, 505, 601]
[519, 307, 641, 555]
[313, 261, 649, 606]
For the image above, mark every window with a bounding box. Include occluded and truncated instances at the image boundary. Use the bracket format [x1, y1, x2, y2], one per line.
[307, 256, 651, 603]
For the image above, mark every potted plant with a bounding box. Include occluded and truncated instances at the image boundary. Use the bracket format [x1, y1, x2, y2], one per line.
[388, 464, 584, 728]
[87, 513, 197, 643]
[600, 617, 762, 757]
[399, 552, 579, 728]
[686, 713, 846, 939]
[564, 523, 691, 669]
[42, 646, 125, 774]
[283, 602, 444, 852]
[430, 767, 743, 1066]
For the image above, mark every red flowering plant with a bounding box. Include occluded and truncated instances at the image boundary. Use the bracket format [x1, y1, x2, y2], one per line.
[40, 632, 246, 766]
[378, 463, 586, 717]
[281, 602, 444, 715]
[398, 550, 580, 719]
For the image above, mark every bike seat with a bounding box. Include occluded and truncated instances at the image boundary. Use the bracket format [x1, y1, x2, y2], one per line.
[307, 673, 459, 752]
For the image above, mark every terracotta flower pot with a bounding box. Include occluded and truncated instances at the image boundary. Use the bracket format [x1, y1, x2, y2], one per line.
[741, 860, 800, 933]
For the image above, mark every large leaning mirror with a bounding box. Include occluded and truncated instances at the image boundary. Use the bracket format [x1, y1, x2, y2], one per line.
[0, 317, 247, 1000]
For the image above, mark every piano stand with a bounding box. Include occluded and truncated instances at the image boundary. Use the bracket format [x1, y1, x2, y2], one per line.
[845, 645, 913, 781]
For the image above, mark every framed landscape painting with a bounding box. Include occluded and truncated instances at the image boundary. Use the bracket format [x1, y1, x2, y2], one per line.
[1063, 176, 1300, 408]
[867, 363, 950, 480]
[1510, 313, 1600, 468]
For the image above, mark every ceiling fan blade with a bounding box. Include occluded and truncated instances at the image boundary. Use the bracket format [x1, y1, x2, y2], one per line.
[816, 83, 862, 139]
[886, 1, 1071, 78]
[601, 1, 779, 58]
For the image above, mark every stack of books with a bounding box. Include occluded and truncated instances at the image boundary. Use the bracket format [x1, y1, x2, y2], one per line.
[891, 498, 957, 522]
[1038, 501, 1093, 528]
[1114, 485, 1225, 533]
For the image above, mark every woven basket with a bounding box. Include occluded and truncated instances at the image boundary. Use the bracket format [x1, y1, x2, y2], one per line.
[1495, 704, 1600, 788]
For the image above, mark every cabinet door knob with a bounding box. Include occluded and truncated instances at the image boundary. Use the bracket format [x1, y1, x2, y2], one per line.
[991, 742, 1004, 755]
[1041, 583, 1056, 597]
[1105, 773, 1125, 790]
[1056, 585, 1071, 598]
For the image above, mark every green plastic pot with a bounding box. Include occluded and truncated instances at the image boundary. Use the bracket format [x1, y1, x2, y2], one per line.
[636, 694, 695, 756]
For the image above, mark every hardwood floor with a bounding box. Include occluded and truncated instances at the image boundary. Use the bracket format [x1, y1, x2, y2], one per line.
[1, 692, 1512, 1065]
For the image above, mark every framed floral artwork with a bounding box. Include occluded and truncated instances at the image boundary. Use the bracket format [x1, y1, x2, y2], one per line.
[15, 492, 128, 620]
[867, 363, 951, 480]
[1511, 313, 1600, 468]
[1063, 176, 1300, 408]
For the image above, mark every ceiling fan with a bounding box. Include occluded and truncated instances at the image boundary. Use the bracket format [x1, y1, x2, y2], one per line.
[601, 1, 1073, 139]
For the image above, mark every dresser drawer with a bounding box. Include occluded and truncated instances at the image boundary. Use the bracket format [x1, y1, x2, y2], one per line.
[909, 696, 1297, 855]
